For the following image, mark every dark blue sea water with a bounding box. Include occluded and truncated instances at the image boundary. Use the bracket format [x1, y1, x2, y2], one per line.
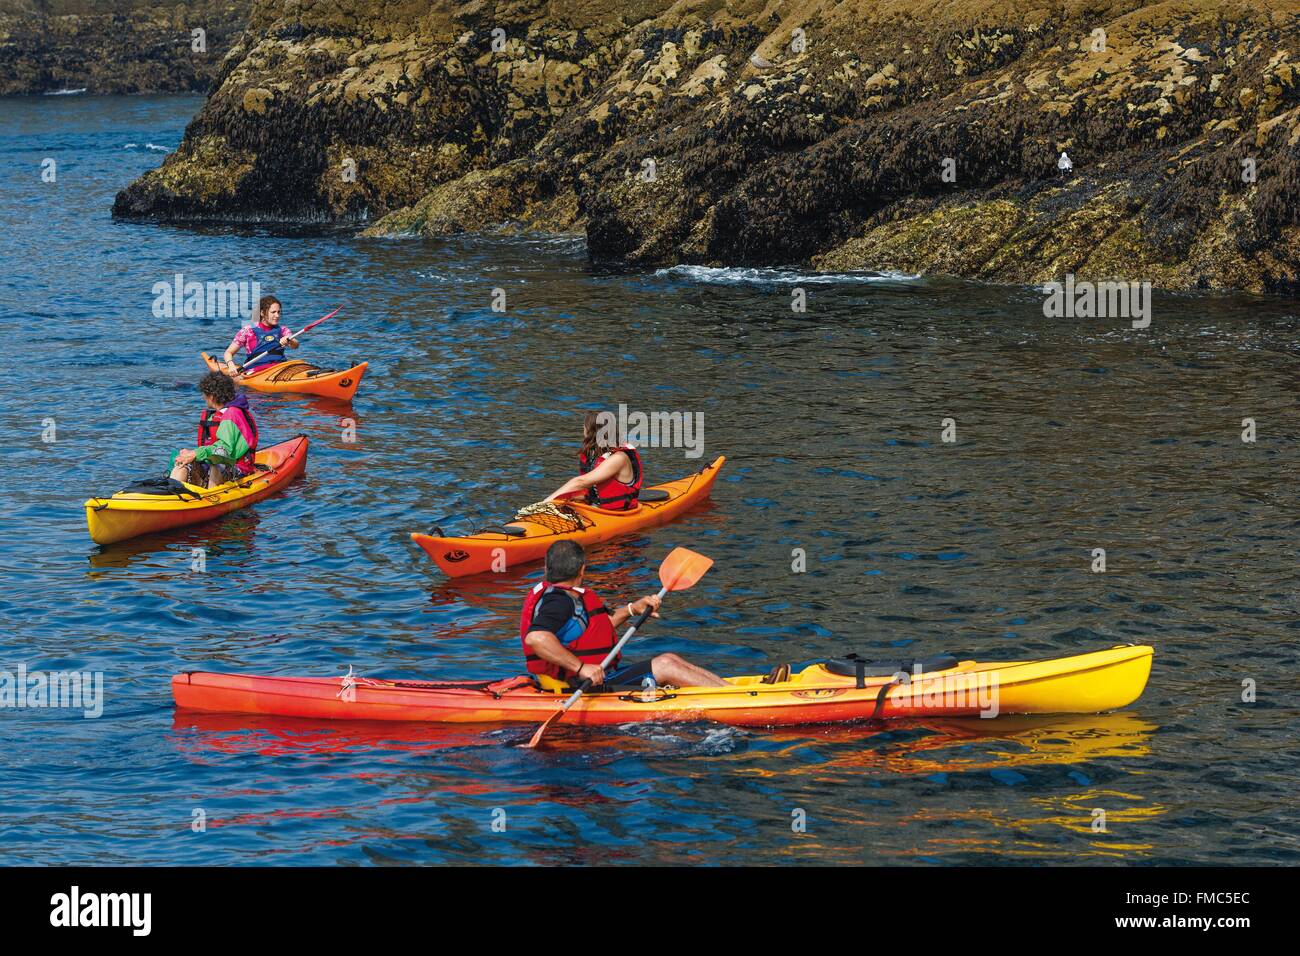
[1, 95, 1297, 865]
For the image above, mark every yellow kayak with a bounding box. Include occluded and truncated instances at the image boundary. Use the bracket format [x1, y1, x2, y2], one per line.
[85, 436, 308, 545]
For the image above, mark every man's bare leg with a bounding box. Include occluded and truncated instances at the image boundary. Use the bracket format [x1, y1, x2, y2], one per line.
[650, 652, 729, 687]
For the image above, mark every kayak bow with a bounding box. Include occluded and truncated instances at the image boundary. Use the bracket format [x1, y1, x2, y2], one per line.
[172, 645, 1153, 729]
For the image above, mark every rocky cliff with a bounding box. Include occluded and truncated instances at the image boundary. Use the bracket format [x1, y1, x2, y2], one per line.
[112, 0, 1300, 293]
[0, 1, 249, 94]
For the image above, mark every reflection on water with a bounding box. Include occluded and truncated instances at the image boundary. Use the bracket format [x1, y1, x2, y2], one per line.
[87, 508, 265, 572]
[167, 710, 1165, 863]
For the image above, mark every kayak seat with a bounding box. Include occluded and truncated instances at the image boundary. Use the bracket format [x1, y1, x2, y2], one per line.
[639, 489, 671, 503]
[825, 654, 961, 686]
[537, 674, 569, 694]
[480, 525, 527, 537]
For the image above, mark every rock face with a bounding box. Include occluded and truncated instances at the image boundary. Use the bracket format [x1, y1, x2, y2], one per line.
[0, 1, 249, 95]
[113, 0, 1300, 293]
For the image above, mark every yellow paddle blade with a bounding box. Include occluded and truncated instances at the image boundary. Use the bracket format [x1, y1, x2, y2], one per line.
[659, 547, 713, 591]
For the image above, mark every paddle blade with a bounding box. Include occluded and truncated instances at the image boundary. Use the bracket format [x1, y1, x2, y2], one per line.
[523, 709, 564, 749]
[659, 547, 713, 592]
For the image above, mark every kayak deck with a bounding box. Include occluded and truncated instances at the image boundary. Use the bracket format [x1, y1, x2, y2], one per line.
[173, 645, 1153, 729]
[201, 352, 367, 401]
[85, 435, 309, 545]
[411, 456, 726, 576]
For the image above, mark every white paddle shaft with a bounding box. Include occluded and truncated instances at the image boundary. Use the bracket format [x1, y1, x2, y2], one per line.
[559, 583, 670, 712]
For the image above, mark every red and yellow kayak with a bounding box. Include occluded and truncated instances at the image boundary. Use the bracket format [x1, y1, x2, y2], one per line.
[172, 645, 1153, 729]
[85, 436, 308, 545]
[411, 456, 726, 576]
[201, 352, 367, 401]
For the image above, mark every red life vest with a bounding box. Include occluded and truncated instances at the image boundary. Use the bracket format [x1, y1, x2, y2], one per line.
[197, 405, 259, 474]
[578, 445, 642, 511]
[519, 582, 618, 678]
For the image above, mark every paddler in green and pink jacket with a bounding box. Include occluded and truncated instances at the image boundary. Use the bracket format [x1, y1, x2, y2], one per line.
[170, 372, 259, 488]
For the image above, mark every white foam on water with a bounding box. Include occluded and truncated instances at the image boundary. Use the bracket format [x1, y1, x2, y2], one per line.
[655, 264, 920, 285]
[616, 721, 748, 754]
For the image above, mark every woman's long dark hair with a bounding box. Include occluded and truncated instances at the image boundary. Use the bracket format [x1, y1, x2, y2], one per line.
[581, 411, 614, 468]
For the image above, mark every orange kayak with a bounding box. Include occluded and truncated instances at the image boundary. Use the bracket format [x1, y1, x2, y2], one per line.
[172, 645, 1154, 729]
[85, 436, 308, 545]
[411, 456, 725, 576]
[201, 352, 367, 401]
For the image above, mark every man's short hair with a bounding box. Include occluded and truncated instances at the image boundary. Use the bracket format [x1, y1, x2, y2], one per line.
[545, 540, 586, 581]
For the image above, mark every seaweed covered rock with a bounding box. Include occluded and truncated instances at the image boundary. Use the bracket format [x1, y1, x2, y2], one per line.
[0, 1, 250, 95]
[113, 0, 1300, 293]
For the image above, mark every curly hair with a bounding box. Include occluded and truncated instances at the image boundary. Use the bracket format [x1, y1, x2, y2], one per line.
[199, 371, 236, 406]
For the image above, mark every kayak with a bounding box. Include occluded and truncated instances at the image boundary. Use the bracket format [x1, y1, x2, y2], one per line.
[411, 456, 726, 576]
[171, 644, 1153, 729]
[85, 435, 308, 545]
[201, 352, 367, 401]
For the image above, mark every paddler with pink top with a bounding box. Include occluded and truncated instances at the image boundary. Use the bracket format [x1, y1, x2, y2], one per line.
[170, 371, 259, 488]
[218, 295, 298, 375]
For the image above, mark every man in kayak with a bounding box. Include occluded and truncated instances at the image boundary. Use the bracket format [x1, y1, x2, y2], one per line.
[544, 411, 642, 510]
[169, 371, 259, 488]
[219, 295, 298, 375]
[522, 541, 729, 690]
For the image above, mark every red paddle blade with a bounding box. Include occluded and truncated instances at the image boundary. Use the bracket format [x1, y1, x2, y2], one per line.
[523, 708, 563, 749]
[659, 547, 713, 592]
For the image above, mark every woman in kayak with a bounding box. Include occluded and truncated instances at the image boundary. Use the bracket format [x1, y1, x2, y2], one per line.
[544, 411, 643, 510]
[522, 541, 729, 690]
[218, 295, 298, 375]
[170, 371, 259, 488]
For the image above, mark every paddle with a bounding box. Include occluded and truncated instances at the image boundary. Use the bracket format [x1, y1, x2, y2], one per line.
[523, 546, 714, 749]
[236, 306, 341, 372]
